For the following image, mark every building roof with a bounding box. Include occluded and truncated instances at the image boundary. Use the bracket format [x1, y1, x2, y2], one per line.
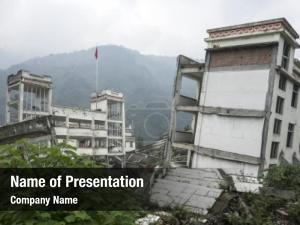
[207, 18, 299, 39]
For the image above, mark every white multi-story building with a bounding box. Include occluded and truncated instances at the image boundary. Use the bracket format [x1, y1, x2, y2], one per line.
[3, 70, 135, 165]
[166, 18, 300, 177]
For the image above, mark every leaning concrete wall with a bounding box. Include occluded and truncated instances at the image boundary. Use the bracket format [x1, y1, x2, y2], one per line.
[192, 154, 259, 176]
[194, 115, 264, 158]
[199, 69, 270, 110]
[191, 46, 273, 175]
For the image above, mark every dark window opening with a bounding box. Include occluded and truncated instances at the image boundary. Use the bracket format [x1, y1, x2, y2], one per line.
[275, 96, 284, 115]
[273, 119, 282, 134]
[270, 142, 279, 159]
[278, 75, 287, 91]
[281, 42, 291, 70]
[291, 84, 299, 108]
[286, 123, 295, 148]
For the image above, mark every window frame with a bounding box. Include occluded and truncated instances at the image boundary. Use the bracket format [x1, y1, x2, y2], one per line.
[270, 141, 279, 159]
[278, 75, 287, 91]
[275, 96, 284, 115]
[291, 84, 299, 108]
[273, 118, 282, 135]
[281, 41, 291, 70]
[286, 123, 295, 148]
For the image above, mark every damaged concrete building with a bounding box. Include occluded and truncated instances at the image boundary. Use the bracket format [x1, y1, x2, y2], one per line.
[166, 18, 300, 177]
[1, 69, 135, 165]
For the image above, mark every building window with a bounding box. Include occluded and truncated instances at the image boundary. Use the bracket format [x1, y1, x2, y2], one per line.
[291, 84, 299, 108]
[78, 139, 91, 148]
[275, 96, 284, 114]
[278, 75, 287, 91]
[273, 119, 282, 134]
[108, 122, 122, 137]
[270, 142, 279, 159]
[95, 121, 105, 130]
[286, 123, 295, 148]
[130, 141, 133, 147]
[108, 139, 122, 153]
[23, 84, 49, 112]
[95, 138, 106, 148]
[107, 101, 122, 121]
[281, 41, 290, 70]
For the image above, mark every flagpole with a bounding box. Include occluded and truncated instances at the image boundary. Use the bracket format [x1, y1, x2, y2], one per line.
[95, 45, 98, 92]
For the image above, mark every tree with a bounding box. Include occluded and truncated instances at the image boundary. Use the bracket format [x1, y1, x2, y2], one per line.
[0, 140, 141, 225]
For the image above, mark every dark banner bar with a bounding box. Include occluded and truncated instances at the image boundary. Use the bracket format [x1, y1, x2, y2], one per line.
[0, 168, 155, 211]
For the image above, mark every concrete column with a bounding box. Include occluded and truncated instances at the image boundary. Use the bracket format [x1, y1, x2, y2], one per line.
[122, 101, 126, 168]
[66, 115, 69, 142]
[48, 88, 53, 113]
[5, 86, 10, 124]
[91, 118, 95, 157]
[186, 150, 191, 168]
[18, 82, 24, 122]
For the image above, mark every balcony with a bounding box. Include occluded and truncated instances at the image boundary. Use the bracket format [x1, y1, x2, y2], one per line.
[76, 148, 92, 155]
[94, 148, 108, 155]
[68, 128, 93, 137]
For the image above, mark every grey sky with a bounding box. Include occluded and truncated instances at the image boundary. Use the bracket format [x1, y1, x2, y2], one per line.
[0, 0, 299, 68]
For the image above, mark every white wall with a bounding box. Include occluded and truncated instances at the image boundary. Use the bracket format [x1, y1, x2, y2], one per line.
[200, 69, 270, 110]
[192, 154, 259, 177]
[52, 105, 106, 121]
[194, 114, 264, 157]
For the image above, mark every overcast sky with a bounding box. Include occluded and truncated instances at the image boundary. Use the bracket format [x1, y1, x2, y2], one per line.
[0, 0, 299, 68]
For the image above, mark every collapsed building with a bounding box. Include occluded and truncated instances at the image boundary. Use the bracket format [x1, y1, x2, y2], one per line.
[165, 18, 300, 177]
[148, 18, 300, 215]
[0, 69, 136, 165]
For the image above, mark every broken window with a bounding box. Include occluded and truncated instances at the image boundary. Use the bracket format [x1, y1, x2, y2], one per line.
[23, 84, 49, 112]
[95, 120, 105, 130]
[291, 84, 299, 108]
[108, 139, 122, 153]
[9, 105, 18, 123]
[107, 101, 122, 121]
[275, 96, 284, 115]
[281, 41, 290, 70]
[270, 142, 279, 159]
[9, 86, 19, 102]
[69, 119, 91, 129]
[273, 118, 282, 134]
[278, 75, 286, 91]
[108, 122, 122, 137]
[78, 139, 91, 148]
[286, 123, 295, 148]
[95, 138, 106, 148]
[54, 117, 66, 127]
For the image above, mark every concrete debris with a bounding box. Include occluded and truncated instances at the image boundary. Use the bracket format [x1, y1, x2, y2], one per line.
[135, 214, 160, 225]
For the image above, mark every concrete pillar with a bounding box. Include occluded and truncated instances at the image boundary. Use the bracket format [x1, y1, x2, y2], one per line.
[18, 82, 24, 122]
[5, 86, 10, 124]
[48, 88, 53, 113]
[66, 115, 69, 142]
[122, 100, 126, 168]
[91, 118, 95, 157]
[186, 150, 191, 168]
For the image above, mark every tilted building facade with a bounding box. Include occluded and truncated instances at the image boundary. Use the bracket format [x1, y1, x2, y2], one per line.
[167, 18, 300, 176]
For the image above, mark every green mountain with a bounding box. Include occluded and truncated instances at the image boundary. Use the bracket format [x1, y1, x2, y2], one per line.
[0, 45, 177, 142]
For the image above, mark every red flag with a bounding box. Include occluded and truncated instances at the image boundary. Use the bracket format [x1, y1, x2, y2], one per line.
[94, 47, 98, 59]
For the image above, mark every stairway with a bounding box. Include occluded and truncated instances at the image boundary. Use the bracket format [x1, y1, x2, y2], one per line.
[150, 168, 227, 215]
